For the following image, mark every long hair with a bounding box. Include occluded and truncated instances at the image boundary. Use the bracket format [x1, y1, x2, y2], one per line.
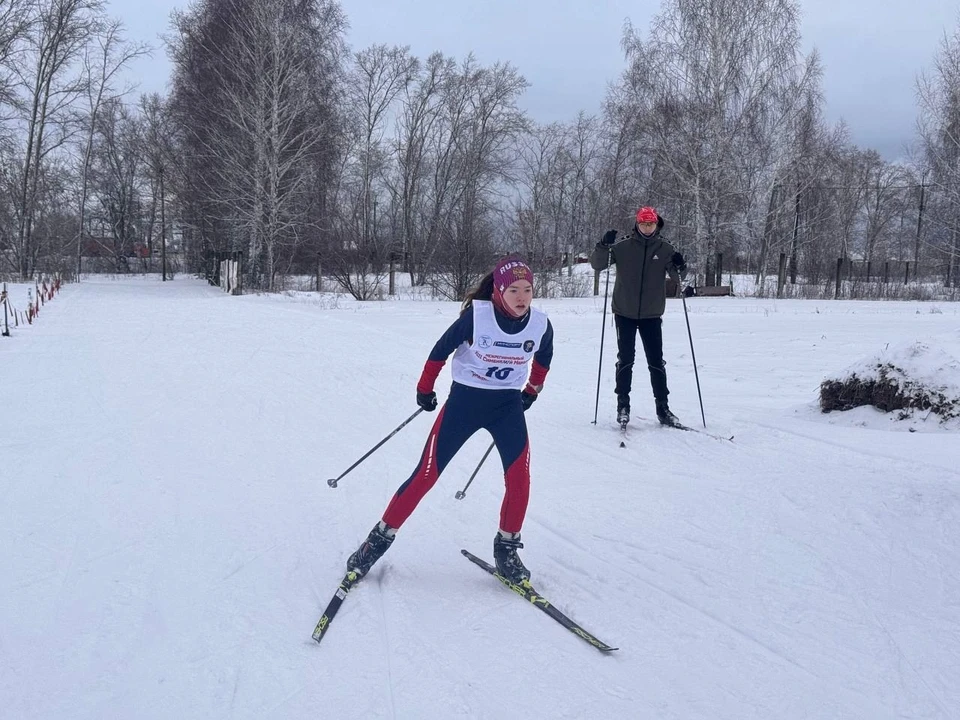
[460, 272, 494, 315]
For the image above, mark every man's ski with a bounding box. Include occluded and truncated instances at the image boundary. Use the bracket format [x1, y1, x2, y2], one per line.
[618, 417, 732, 443]
[311, 570, 361, 643]
[461, 549, 618, 653]
[633, 415, 734, 442]
[664, 421, 734, 442]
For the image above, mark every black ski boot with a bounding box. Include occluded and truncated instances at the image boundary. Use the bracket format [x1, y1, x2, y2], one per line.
[493, 531, 531, 584]
[616, 394, 630, 426]
[656, 400, 680, 427]
[347, 522, 395, 576]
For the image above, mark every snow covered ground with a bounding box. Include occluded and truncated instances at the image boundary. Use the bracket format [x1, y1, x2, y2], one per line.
[1, 275, 959, 719]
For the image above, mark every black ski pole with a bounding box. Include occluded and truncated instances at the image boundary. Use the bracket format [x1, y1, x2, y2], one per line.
[327, 408, 424, 488]
[592, 247, 613, 424]
[681, 291, 706, 427]
[454, 440, 496, 500]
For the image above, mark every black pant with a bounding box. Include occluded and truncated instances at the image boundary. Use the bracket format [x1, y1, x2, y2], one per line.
[614, 315, 668, 403]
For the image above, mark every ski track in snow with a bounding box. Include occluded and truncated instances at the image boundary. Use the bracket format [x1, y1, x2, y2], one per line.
[533, 513, 822, 682]
[1, 276, 959, 719]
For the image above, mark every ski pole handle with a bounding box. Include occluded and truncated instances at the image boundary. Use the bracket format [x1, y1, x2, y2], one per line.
[327, 408, 424, 488]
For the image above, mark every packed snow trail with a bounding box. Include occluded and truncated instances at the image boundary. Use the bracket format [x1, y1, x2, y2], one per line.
[1, 276, 958, 719]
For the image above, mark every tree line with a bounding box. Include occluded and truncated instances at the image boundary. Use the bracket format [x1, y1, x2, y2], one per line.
[1, 0, 958, 297]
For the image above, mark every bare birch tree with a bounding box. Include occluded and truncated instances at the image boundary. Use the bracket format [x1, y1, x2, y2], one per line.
[11, 0, 104, 279]
[0, 0, 32, 113]
[139, 92, 176, 278]
[618, 0, 813, 285]
[388, 51, 455, 285]
[917, 22, 960, 287]
[88, 97, 142, 270]
[75, 18, 147, 278]
[328, 43, 417, 298]
[432, 56, 528, 300]
[169, 0, 346, 289]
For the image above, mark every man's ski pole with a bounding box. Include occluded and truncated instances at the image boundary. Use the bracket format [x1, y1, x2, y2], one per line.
[592, 247, 613, 424]
[681, 291, 706, 428]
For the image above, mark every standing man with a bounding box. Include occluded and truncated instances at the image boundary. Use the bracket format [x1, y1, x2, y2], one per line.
[590, 206, 687, 427]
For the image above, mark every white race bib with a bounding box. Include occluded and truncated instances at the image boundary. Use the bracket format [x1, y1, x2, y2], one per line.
[451, 301, 548, 390]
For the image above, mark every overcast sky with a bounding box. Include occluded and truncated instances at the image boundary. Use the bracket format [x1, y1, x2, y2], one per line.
[110, 0, 959, 160]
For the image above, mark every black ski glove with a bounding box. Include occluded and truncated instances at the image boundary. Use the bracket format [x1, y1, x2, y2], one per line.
[600, 229, 618, 247]
[416, 390, 438, 412]
[671, 251, 687, 278]
[521, 391, 537, 411]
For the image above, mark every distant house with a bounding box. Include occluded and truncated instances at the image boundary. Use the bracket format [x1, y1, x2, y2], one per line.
[80, 236, 148, 259]
[80, 237, 113, 258]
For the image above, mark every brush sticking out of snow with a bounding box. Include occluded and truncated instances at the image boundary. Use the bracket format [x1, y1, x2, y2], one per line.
[820, 341, 960, 431]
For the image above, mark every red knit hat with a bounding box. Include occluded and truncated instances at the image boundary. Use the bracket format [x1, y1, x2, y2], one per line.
[636, 206, 658, 224]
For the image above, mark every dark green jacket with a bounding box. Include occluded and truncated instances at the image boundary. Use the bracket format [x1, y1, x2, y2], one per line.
[589, 218, 682, 319]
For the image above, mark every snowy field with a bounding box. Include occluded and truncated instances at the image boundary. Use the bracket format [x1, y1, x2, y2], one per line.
[2, 275, 959, 719]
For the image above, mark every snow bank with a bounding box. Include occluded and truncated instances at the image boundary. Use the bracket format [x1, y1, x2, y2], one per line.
[820, 341, 960, 428]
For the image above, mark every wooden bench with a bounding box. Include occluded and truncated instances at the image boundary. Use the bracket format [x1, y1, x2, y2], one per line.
[694, 285, 733, 297]
[666, 280, 733, 297]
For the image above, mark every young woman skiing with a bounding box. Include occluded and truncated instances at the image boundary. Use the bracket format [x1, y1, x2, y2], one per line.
[345, 256, 554, 584]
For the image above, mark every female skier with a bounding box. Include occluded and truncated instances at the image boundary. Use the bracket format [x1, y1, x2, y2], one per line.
[345, 256, 554, 583]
